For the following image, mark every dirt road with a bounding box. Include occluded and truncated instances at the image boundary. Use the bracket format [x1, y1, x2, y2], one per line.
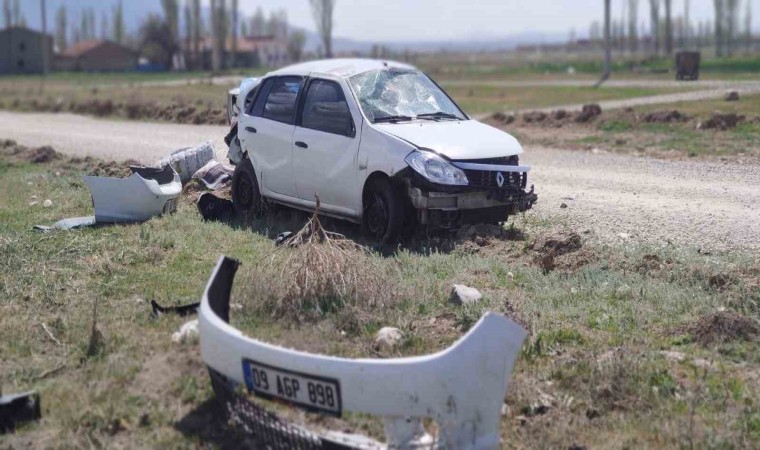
[2, 111, 758, 252]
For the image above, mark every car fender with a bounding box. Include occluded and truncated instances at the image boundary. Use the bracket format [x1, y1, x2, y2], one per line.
[356, 123, 416, 209]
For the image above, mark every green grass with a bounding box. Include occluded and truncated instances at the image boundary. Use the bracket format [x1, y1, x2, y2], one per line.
[1, 155, 759, 448]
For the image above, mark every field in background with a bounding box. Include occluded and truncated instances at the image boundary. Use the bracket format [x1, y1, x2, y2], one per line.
[1, 145, 759, 448]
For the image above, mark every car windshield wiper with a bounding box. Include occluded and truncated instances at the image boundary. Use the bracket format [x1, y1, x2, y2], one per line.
[416, 112, 462, 121]
[373, 115, 414, 123]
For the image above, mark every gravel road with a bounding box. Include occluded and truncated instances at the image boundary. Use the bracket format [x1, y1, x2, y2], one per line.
[2, 111, 758, 252]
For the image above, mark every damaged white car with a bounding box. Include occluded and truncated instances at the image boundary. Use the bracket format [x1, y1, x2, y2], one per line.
[226, 59, 536, 244]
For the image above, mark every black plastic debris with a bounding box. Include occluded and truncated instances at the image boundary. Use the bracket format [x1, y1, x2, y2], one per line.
[150, 299, 200, 317]
[197, 193, 235, 222]
[274, 231, 294, 246]
[34, 216, 98, 232]
[130, 164, 176, 185]
[1, 391, 41, 433]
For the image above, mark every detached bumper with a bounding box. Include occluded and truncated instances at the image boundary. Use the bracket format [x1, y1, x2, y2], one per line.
[200, 256, 526, 449]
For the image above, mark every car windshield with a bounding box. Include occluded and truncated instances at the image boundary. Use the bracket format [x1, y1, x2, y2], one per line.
[348, 69, 466, 123]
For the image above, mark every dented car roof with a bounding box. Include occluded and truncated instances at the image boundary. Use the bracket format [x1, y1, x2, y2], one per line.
[265, 58, 416, 79]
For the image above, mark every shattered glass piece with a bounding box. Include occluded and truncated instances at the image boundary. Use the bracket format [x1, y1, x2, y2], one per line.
[348, 69, 464, 123]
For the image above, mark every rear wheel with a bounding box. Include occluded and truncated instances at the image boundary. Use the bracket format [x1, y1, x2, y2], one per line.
[362, 177, 404, 247]
[231, 158, 262, 219]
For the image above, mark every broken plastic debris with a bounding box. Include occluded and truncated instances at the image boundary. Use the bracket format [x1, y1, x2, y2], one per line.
[197, 192, 235, 222]
[151, 299, 200, 317]
[200, 256, 527, 449]
[157, 142, 215, 183]
[34, 216, 97, 232]
[192, 160, 234, 190]
[83, 164, 181, 223]
[1, 391, 41, 433]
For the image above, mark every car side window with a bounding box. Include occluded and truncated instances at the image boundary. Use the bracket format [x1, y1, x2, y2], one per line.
[261, 76, 303, 125]
[299, 79, 355, 137]
[250, 78, 273, 116]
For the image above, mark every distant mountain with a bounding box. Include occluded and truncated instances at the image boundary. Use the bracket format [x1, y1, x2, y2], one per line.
[15, 0, 565, 53]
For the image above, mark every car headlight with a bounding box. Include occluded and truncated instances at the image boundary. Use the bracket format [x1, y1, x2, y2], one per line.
[404, 150, 468, 186]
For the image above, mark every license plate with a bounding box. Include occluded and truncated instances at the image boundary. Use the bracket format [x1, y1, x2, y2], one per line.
[242, 359, 342, 416]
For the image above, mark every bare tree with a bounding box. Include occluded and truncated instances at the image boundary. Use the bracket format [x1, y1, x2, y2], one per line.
[649, 0, 660, 54]
[310, 0, 335, 58]
[113, 0, 125, 44]
[231, 0, 238, 68]
[11, 0, 19, 26]
[684, 0, 691, 48]
[725, 0, 740, 56]
[2, 0, 10, 29]
[628, 0, 639, 52]
[596, 0, 612, 87]
[192, 0, 200, 68]
[251, 6, 265, 37]
[288, 30, 306, 62]
[210, 0, 226, 72]
[745, 1, 753, 53]
[55, 3, 67, 51]
[161, 0, 179, 44]
[714, 0, 725, 56]
[100, 12, 108, 39]
[664, 0, 672, 55]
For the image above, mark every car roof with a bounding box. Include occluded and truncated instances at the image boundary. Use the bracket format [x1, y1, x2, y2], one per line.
[265, 58, 417, 79]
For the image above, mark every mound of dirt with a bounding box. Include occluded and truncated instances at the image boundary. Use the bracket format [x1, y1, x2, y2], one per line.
[528, 231, 584, 273]
[643, 110, 688, 123]
[523, 111, 548, 123]
[456, 223, 525, 247]
[0, 140, 60, 164]
[551, 109, 569, 121]
[490, 112, 515, 126]
[688, 312, 760, 346]
[575, 104, 602, 123]
[697, 113, 745, 131]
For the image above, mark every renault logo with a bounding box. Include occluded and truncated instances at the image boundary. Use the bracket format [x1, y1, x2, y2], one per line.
[496, 172, 505, 188]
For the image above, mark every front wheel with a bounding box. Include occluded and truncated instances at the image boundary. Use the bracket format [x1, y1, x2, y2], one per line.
[231, 158, 262, 219]
[362, 178, 404, 247]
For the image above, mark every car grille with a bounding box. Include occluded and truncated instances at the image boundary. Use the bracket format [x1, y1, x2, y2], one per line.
[455, 155, 528, 190]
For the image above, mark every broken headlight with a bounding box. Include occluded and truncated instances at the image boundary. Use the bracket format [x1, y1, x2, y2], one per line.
[405, 150, 468, 186]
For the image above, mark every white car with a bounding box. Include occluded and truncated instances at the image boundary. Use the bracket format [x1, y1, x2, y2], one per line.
[226, 59, 536, 244]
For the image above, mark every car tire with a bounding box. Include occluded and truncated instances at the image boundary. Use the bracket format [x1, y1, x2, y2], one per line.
[362, 177, 404, 247]
[231, 158, 262, 219]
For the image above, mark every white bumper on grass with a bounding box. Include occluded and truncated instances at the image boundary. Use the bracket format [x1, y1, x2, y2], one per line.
[83, 168, 181, 223]
[199, 256, 527, 449]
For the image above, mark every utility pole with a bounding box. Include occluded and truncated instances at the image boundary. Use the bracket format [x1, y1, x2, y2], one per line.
[596, 0, 612, 87]
[664, 0, 673, 55]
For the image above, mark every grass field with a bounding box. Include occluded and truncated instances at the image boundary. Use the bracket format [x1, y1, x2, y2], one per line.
[1, 146, 759, 448]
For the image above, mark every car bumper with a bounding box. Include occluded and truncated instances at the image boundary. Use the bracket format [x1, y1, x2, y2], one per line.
[199, 256, 526, 449]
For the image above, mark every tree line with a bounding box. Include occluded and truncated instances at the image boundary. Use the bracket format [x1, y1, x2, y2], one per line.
[584, 0, 754, 57]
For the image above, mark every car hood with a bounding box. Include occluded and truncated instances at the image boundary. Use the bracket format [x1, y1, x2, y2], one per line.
[373, 120, 523, 160]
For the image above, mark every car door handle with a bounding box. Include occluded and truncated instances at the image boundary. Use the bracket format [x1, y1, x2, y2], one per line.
[295, 141, 308, 149]
[245, 126, 257, 133]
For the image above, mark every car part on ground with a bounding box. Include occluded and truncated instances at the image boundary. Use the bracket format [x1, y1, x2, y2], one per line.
[83, 164, 181, 223]
[192, 160, 235, 190]
[34, 216, 97, 232]
[1, 391, 41, 433]
[200, 256, 526, 449]
[150, 299, 200, 318]
[157, 142, 215, 183]
[197, 192, 236, 223]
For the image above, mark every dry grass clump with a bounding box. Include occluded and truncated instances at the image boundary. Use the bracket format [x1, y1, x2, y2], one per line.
[244, 199, 399, 333]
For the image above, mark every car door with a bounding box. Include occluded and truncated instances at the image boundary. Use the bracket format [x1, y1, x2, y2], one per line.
[240, 76, 303, 199]
[292, 78, 361, 216]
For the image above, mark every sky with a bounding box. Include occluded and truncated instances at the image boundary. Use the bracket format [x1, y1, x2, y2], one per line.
[228, 0, 760, 42]
[12, 0, 760, 43]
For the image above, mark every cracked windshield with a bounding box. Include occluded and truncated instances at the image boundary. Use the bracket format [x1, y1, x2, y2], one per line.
[349, 69, 465, 122]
